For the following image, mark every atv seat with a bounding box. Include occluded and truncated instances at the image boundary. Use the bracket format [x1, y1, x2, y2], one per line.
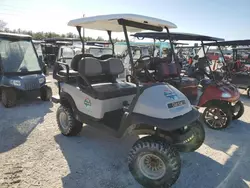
[78, 57, 137, 100]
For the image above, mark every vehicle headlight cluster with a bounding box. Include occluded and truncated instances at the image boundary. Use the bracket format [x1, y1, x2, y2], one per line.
[39, 77, 45, 84]
[221, 92, 231, 98]
[9, 80, 21, 86]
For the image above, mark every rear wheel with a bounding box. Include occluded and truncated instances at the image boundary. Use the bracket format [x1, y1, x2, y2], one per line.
[1, 87, 17, 108]
[173, 120, 205, 152]
[232, 101, 244, 120]
[56, 105, 82, 136]
[202, 104, 232, 129]
[128, 136, 181, 188]
[40, 85, 52, 101]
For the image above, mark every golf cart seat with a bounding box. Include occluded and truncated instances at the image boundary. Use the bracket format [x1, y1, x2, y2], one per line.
[56, 53, 95, 77]
[98, 54, 114, 60]
[78, 57, 137, 100]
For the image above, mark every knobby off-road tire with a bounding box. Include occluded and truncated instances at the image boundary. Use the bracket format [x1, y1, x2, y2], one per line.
[56, 105, 82, 136]
[128, 136, 181, 188]
[174, 120, 205, 152]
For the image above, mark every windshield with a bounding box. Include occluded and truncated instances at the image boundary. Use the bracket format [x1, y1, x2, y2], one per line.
[89, 48, 112, 57]
[61, 47, 75, 58]
[0, 38, 41, 73]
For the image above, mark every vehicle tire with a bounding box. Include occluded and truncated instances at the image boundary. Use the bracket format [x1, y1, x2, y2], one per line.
[1, 87, 17, 108]
[40, 85, 52, 101]
[232, 101, 244, 120]
[56, 105, 82, 136]
[247, 88, 250, 98]
[128, 136, 181, 188]
[202, 104, 232, 130]
[173, 120, 205, 152]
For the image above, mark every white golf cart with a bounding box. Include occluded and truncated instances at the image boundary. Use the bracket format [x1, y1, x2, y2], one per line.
[52, 14, 204, 188]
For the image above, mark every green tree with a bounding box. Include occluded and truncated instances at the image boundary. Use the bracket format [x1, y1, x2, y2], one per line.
[0, 20, 7, 31]
[96, 36, 104, 41]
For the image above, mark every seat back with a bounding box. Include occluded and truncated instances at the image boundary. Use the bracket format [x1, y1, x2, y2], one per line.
[78, 57, 124, 85]
[197, 57, 207, 70]
[154, 56, 180, 80]
[71, 53, 94, 71]
[98, 54, 113, 60]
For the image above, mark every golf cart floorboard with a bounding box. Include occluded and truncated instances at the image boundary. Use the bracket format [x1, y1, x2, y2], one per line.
[52, 94, 60, 103]
[102, 109, 124, 131]
[76, 109, 124, 137]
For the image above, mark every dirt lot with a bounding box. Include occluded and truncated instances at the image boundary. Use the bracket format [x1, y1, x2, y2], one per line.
[0, 74, 250, 188]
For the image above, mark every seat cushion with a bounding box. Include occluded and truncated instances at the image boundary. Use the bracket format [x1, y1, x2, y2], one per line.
[92, 82, 137, 100]
[58, 69, 79, 77]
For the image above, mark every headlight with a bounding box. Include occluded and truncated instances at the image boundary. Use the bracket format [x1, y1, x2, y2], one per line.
[39, 77, 45, 84]
[9, 80, 21, 86]
[221, 92, 231, 98]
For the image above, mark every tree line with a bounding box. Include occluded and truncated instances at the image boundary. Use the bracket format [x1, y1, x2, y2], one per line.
[0, 20, 125, 42]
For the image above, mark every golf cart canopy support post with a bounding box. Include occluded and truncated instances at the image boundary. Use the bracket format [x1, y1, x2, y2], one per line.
[76, 26, 85, 53]
[200, 40, 215, 80]
[107, 30, 115, 55]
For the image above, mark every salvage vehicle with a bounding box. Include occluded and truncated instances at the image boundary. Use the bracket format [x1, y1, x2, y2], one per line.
[0, 32, 52, 107]
[130, 32, 243, 129]
[205, 40, 250, 98]
[52, 14, 205, 188]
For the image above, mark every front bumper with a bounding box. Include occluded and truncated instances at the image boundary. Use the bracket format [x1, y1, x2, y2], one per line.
[131, 107, 200, 131]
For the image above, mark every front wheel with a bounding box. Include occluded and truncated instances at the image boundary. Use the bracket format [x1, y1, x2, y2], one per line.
[128, 136, 181, 188]
[40, 85, 52, 101]
[173, 120, 205, 152]
[1, 87, 17, 108]
[202, 104, 232, 129]
[232, 101, 244, 120]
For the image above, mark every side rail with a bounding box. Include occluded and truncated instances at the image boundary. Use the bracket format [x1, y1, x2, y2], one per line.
[53, 62, 70, 82]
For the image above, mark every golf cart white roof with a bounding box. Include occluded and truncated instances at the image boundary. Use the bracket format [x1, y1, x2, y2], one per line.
[68, 14, 177, 32]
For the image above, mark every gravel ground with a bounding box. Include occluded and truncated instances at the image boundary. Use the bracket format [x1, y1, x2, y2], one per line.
[0, 73, 250, 188]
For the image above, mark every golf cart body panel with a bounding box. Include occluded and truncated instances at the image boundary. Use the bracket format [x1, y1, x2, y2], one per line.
[68, 14, 177, 32]
[133, 84, 192, 119]
[198, 83, 240, 107]
[1, 74, 46, 90]
[60, 82, 136, 119]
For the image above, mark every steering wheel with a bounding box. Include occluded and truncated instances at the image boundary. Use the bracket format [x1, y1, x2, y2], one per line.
[133, 55, 152, 72]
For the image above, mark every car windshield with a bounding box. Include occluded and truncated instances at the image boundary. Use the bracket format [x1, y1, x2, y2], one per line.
[89, 47, 112, 57]
[0, 38, 41, 73]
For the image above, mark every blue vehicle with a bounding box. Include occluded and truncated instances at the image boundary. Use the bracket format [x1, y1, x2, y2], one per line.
[0, 32, 52, 107]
